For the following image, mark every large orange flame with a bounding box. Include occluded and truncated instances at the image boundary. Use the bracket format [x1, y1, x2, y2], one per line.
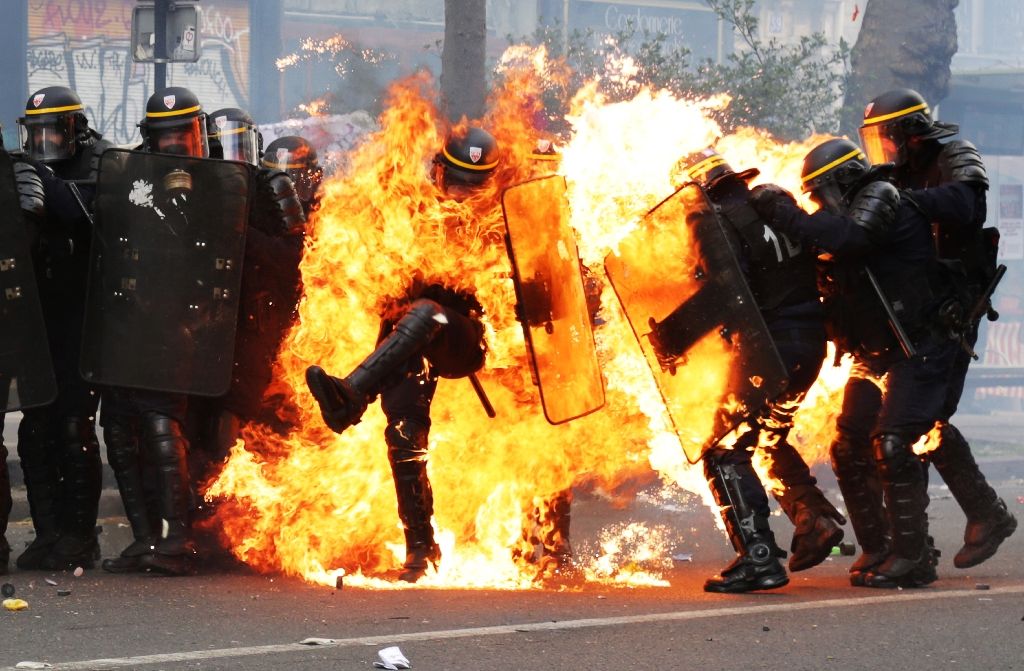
[208, 46, 848, 588]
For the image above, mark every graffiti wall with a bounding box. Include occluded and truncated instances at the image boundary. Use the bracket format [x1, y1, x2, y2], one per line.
[26, 0, 250, 145]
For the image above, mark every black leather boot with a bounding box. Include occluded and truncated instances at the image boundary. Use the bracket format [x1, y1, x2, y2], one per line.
[307, 300, 447, 434]
[15, 412, 61, 570]
[389, 425, 440, 583]
[138, 415, 197, 576]
[863, 434, 935, 589]
[830, 434, 891, 586]
[42, 416, 103, 570]
[776, 484, 846, 572]
[540, 490, 574, 569]
[930, 424, 1017, 569]
[704, 462, 788, 593]
[102, 419, 157, 573]
[1, 438, 11, 575]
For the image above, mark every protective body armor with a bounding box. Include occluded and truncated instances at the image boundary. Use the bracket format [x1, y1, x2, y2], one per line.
[712, 177, 818, 313]
[252, 169, 306, 236]
[820, 182, 942, 361]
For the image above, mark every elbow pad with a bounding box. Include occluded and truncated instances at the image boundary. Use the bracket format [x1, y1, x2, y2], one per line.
[255, 169, 306, 236]
[13, 160, 46, 220]
[848, 180, 899, 242]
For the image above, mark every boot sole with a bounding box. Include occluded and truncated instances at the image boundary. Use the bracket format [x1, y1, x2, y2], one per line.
[305, 366, 350, 434]
[704, 575, 790, 593]
[954, 514, 1017, 569]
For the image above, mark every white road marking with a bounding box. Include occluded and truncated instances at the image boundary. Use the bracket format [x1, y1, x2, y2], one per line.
[6, 584, 1023, 670]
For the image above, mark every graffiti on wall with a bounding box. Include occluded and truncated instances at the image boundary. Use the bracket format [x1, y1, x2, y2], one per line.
[26, 0, 250, 145]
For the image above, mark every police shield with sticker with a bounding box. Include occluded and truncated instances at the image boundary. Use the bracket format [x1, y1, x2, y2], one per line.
[501, 175, 604, 424]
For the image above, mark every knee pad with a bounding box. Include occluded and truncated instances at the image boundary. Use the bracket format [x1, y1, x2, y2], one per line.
[142, 415, 187, 465]
[872, 433, 912, 470]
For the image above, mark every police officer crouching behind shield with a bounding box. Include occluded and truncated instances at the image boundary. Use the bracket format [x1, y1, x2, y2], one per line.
[859, 89, 1016, 568]
[752, 138, 960, 587]
[13, 86, 110, 570]
[99, 87, 210, 576]
[676, 149, 844, 593]
[305, 127, 496, 583]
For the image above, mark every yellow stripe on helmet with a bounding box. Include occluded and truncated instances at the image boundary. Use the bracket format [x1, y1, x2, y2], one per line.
[146, 104, 202, 119]
[862, 102, 928, 126]
[442, 146, 498, 171]
[25, 103, 84, 115]
[261, 160, 307, 170]
[685, 154, 726, 178]
[801, 148, 865, 184]
[210, 126, 249, 138]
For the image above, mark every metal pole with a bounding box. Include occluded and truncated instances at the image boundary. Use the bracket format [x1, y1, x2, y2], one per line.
[154, 0, 169, 91]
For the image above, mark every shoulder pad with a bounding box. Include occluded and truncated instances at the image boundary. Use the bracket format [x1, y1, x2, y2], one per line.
[848, 180, 899, 239]
[938, 140, 988, 188]
[255, 169, 306, 236]
[12, 160, 46, 219]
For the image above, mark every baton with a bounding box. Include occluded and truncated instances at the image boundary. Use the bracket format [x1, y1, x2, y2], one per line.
[968, 264, 1006, 325]
[865, 266, 917, 359]
[468, 373, 496, 419]
[66, 181, 94, 227]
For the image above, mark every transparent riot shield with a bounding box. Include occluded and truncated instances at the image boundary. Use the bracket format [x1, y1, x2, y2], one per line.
[80, 149, 252, 396]
[604, 183, 787, 463]
[0, 150, 57, 411]
[502, 175, 605, 424]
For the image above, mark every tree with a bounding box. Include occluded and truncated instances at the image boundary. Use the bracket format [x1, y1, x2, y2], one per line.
[841, 0, 959, 135]
[441, 0, 488, 122]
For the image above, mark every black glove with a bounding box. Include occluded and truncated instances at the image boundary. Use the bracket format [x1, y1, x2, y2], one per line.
[749, 183, 797, 223]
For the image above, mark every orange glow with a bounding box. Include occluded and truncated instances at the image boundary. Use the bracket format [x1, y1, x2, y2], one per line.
[207, 46, 843, 589]
[912, 422, 944, 455]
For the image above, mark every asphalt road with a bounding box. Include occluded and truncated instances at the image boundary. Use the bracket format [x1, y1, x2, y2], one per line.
[2, 479, 1022, 671]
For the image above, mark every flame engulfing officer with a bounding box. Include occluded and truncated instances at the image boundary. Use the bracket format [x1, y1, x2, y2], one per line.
[11, 87, 111, 570]
[858, 89, 1016, 567]
[189, 114, 308, 485]
[98, 87, 227, 576]
[1, 131, 50, 574]
[752, 138, 961, 588]
[675, 150, 844, 593]
[306, 127, 497, 583]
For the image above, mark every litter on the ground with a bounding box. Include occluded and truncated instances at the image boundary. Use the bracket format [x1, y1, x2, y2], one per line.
[374, 646, 412, 670]
[3, 598, 29, 612]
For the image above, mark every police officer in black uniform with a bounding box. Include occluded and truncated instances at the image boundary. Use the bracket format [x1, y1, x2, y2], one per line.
[262, 136, 324, 218]
[100, 87, 210, 576]
[305, 126, 497, 583]
[753, 138, 957, 587]
[859, 89, 1016, 568]
[675, 149, 844, 593]
[189, 111, 306, 480]
[12, 86, 110, 570]
[1, 131, 49, 573]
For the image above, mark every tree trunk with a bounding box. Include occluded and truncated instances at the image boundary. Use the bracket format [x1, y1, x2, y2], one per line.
[841, 0, 959, 135]
[441, 0, 488, 122]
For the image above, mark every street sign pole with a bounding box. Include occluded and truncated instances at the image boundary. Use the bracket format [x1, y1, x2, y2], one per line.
[154, 0, 169, 91]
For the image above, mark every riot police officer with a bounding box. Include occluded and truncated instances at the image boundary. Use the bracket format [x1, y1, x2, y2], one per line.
[859, 89, 1016, 567]
[753, 138, 958, 588]
[306, 126, 497, 583]
[189, 112, 306, 483]
[1, 131, 49, 573]
[262, 136, 324, 217]
[674, 149, 844, 592]
[100, 87, 212, 576]
[12, 86, 110, 570]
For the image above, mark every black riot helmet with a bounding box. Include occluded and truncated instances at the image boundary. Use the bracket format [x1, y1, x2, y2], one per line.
[207, 107, 262, 165]
[800, 138, 872, 214]
[262, 135, 324, 211]
[433, 126, 499, 196]
[139, 86, 208, 158]
[858, 88, 958, 167]
[675, 147, 759, 189]
[17, 86, 90, 163]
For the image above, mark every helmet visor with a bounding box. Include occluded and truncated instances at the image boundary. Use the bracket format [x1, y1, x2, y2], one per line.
[211, 120, 259, 165]
[859, 123, 901, 165]
[807, 180, 846, 215]
[149, 117, 208, 158]
[18, 116, 75, 162]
